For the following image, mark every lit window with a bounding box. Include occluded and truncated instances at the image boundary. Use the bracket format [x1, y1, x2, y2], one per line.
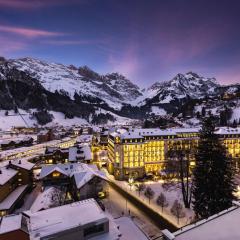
[52, 172, 60, 177]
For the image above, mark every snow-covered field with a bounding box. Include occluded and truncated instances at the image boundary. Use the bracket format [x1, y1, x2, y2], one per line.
[0, 108, 136, 131]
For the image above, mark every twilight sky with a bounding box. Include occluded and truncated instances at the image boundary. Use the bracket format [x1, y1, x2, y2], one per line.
[0, 0, 240, 87]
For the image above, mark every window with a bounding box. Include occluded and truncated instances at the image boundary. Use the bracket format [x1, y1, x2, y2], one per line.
[52, 172, 60, 177]
[84, 224, 104, 237]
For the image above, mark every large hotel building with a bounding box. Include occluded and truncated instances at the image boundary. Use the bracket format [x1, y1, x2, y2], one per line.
[107, 127, 240, 180]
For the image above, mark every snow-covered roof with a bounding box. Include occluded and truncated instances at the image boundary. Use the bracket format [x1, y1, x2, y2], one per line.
[215, 127, 240, 135]
[0, 167, 17, 185]
[165, 203, 240, 240]
[0, 214, 22, 234]
[25, 198, 109, 239]
[10, 159, 35, 170]
[0, 185, 28, 210]
[76, 134, 93, 143]
[68, 145, 92, 162]
[40, 166, 69, 178]
[30, 187, 62, 213]
[110, 127, 240, 141]
[40, 163, 107, 189]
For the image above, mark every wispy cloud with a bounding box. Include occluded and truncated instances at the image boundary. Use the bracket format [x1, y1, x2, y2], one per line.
[0, 36, 26, 55]
[0, 25, 63, 38]
[0, 0, 83, 9]
[43, 39, 108, 46]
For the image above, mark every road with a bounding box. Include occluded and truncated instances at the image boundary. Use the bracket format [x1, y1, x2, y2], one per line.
[103, 185, 162, 240]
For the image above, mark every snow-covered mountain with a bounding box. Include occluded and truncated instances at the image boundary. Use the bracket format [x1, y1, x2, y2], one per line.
[9, 57, 142, 109]
[139, 72, 220, 105]
[0, 56, 239, 128]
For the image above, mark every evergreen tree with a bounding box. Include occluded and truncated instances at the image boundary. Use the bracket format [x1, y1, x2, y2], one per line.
[192, 117, 236, 219]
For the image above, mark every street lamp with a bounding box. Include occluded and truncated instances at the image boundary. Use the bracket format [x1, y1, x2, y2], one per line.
[128, 177, 134, 191]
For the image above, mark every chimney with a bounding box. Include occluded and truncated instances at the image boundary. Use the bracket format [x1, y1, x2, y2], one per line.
[0, 169, 2, 174]
[18, 160, 21, 164]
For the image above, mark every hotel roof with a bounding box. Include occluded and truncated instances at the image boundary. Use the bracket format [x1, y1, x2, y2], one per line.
[110, 127, 240, 140]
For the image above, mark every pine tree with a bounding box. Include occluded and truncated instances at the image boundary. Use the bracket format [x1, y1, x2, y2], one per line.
[192, 117, 236, 219]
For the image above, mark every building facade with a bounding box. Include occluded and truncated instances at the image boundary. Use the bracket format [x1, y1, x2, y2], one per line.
[108, 127, 240, 180]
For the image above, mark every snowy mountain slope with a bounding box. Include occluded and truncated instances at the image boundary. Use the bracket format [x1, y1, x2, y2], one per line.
[9, 57, 142, 109]
[138, 72, 220, 106]
[0, 56, 239, 127]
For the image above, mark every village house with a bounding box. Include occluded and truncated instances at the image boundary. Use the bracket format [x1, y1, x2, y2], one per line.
[40, 163, 108, 201]
[0, 160, 35, 216]
[37, 129, 55, 143]
[42, 147, 69, 164]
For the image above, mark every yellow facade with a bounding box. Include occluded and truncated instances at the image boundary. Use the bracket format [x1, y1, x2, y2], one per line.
[107, 129, 240, 180]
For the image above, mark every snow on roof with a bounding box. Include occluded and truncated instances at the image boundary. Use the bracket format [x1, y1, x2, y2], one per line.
[11, 159, 35, 170]
[30, 187, 62, 213]
[215, 127, 240, 135]
[68, 145, 92, 162]
[171, 204, 240, 240]
[40, 163, 107, 189]
[40, 166, 69, 178]
[76, 134, 93, 143]
[0, 185, 28, 210]
[0, 167, 17, 185]
[0, 214, 22, 234]
[110, 127, 240, 140]
[114, 217, 148, 240]
[25, 198, 109, 239]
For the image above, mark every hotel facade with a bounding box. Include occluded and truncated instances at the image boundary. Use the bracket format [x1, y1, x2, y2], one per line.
[107, 127, 240, 180]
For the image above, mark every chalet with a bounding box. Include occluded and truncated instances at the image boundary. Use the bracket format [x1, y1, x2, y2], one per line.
[9, 159, 35, 186]
[40, 163, 108, 201]
[81, 126, 93, 135]
[0, 160, 35, 216]
[43, 147, 69, 164]
[37, 129, 55, 143]
[68, 145, 92, 163]
[0, 167, 28, 216]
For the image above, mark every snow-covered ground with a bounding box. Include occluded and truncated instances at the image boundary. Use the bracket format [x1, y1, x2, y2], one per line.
[0, 110, 36, 131]
[151, 106, 167, 116]
[106, 171, 194, 228]
[0, 108, 136, 131]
